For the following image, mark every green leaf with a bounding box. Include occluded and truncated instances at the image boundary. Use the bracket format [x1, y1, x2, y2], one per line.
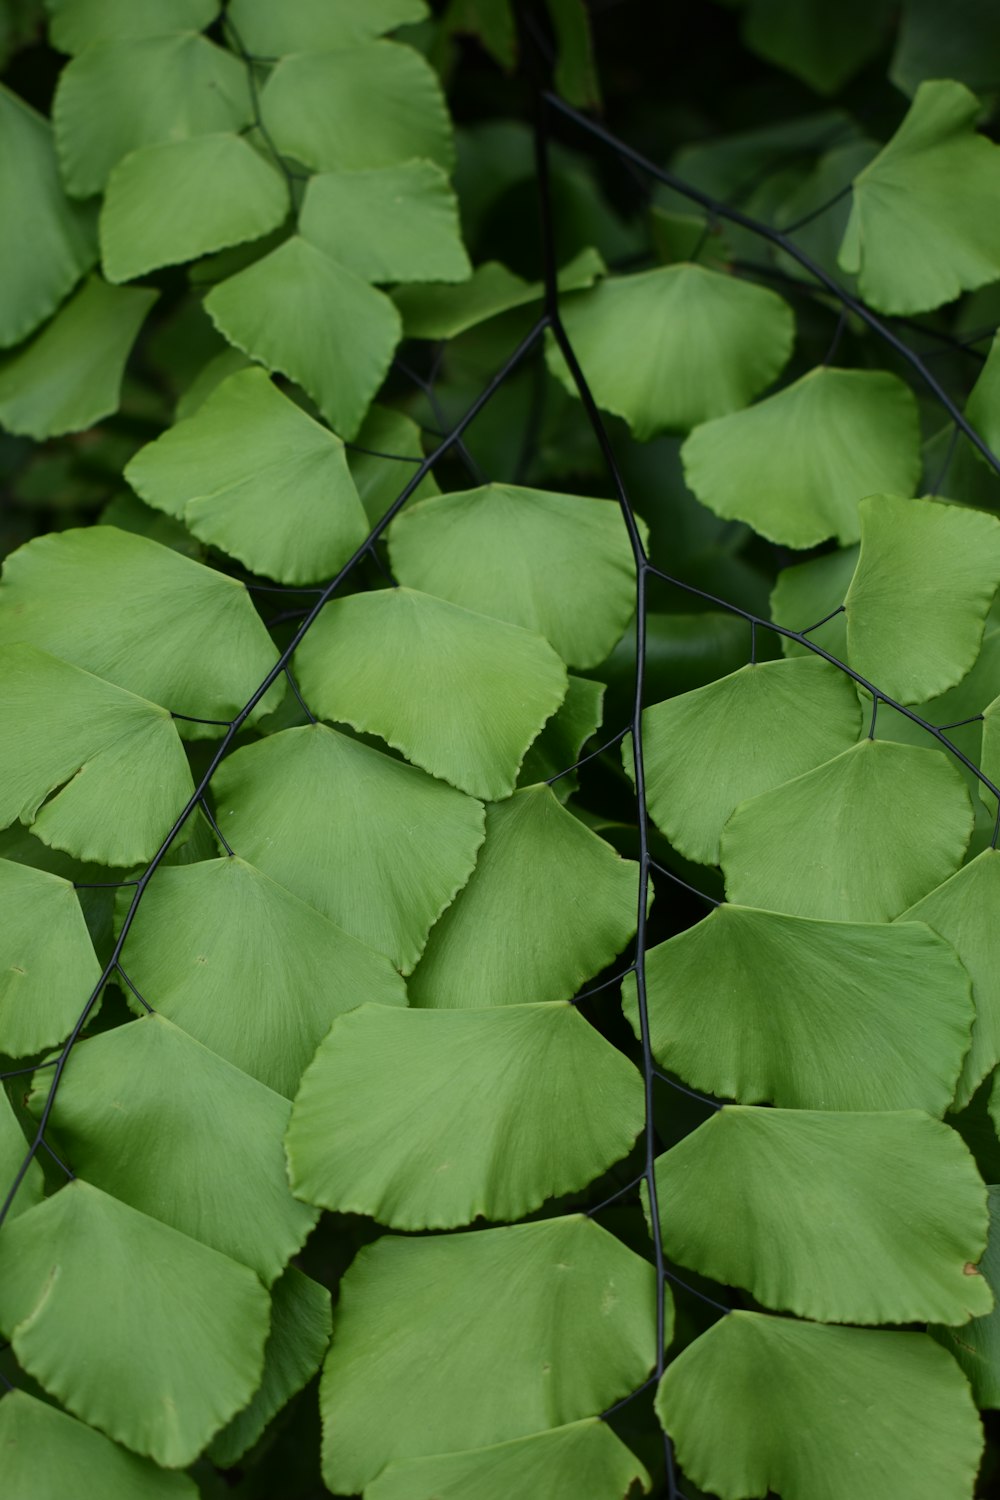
[294, 588, 568, 801]
[639, 659, 861, 866]
[741, 0, 894, 94]
[518, 674, 605, 793]
[891, 0, 1000, 97]
[655, 1106, 990, 1325]
[0, 857, 101, 1057]
[388, 482, 639, 669]
[408, 785, 638, 1008]
[366, 1420, 649, 1500]
[348, 403, 437, 526]
[0, 1390, 198, 1499]
[300, 161, 470, 285]
[966, 333, 1000, 464]
[319, 1215, 659, 1494]
[35, 1013, 319, 1282]
[721, 739, 973, 920]
[45, 0, 218, 53]
[208, 1267, 332, 1467]
[770, 544, 856, 660]
[546, 264, 795, 439]
[0, 646, 194, 865]
[0, 527, 281, 727]
[659, 1312, 983, 1500]
[120, 856, 406, 1097]
[212, 725, 485, 972]
[0, 86, 96, 348]
[0, 275, 157, 439]
[204, 235, 401, 440]
[259, 42, 453, 174]
[286, 1001, 644, 1227]
[845, 495, 1000, 704]
[901, 851, 1000, 1112]
[53, 33, 250, 198]
[624, 904, 973, 1114]
[393, 248, 605, 339]
[101, 133, 289, 284]
[124, 367, 369, 585]
[839, 80, 1000, 314]
[0, 1090, 42, 1221]
[226, 0, 429, 52]
[680, 369, 921, 548]
[935, 1184, 1000, 1407]
[0, 1180, 270, 1467]
[547, 0, 602, 108]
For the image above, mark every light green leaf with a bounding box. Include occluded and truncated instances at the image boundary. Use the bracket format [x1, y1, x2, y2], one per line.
[0, 1180, 270, 1467]
[367, 1420, 649, 1500]
[208, 1267, 332, 1467]
[0, 1390, 198, 1500]
[408, 786, 636, 1008]
[319, 1215, 659, 1494]
[546, 264, 795, 439]
[0, 86, 96, 348]
[659, 1312, 983, 1500]
[845, 494, 1000, 704]
[0, 1090, 42, 1222]
[204, 235, 401, 439]
[839, 80, 1000, 314]
[295, 588, 568, 801]
[518, 674, 605, 792]
[286, 1001, 644, 1227]
[770, 544, 856, 659]
[639, 659, 861, 866]
[125, 367, 369, 585]
[101, 133, 288, 284]
[0, 646, 194, 866]
[0, 275, 157, 439]
[227, 0, 428, 52]
[624, 904, 973, 1114]
[53, 32, 249, 198]
[388, 482, 639, 669]
[120, 856, 406, 1097]
[300, 161, 470, 285]
[348, 403, 437, 526]
[935, 1184, 1000, 1407]
[680, 369, 921, 548]
[655, 1107, 990, 1325]
[393, 248, 605, 339]
[721, 739, 973, 920]
[45, 0, 218, 53]
[212, 725, 485, 972]
[0, 857, 101, 1057]
[260, 42, 453, 174]
[34, 1013, 318, 1281]
[741, 0, 893, 93]
[0, 526, 281, 727]
[901, 851, 1000, 1111]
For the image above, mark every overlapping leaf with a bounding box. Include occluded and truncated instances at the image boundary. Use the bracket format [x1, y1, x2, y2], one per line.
[388, 482, 641, 669]
[681, 369, 921, 548]
[639, 659, 860, 865]
[624, 905, 973, 1113]
[286, 1001, 644, 1227]
[34, 1014, 319, 1281]
[0, 1091, 42, 1222]
[212, 725, 485, 972]
[546, 264, 795, 438]
[721, 740, 973, 920]
[0, 1181, 270, 1467]
[0, 858, 101, 1057]
[844, 494, 1000, 703]
[294, 589, 568, 800]
[226, 0, 428, 51]
[408, 785, 637, 1007]
[770, 544, 856, 660]
[659, 1313, 984, 1500]
[654, 1107, 991, 1324]
[0, 527, 281, 727]
[125, 367, 370, 584]
[0, 646, 194, 865]
[205, 236, 401, 439]
[319, 1216, 659, 1494]
[45, 0, 218, 53]
[518, 675, 605, 793]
